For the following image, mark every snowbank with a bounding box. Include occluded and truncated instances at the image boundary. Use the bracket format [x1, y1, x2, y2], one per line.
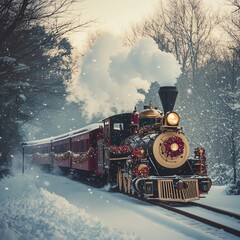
[1, 166, 239, 240]
[0, 173, 139, 240]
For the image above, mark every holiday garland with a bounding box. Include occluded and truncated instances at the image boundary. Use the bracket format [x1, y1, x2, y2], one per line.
[109, 145, 133, 156]
[131, 148, 144, 161]
[32, 152, 50, 162]
[72, 147, 95, 163]
[52, 148, 95, 163]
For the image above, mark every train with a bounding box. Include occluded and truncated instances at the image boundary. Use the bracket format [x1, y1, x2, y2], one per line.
[22, 86, 212, 202]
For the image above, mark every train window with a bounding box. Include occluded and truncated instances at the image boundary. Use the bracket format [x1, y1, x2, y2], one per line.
[86, 139, 90, 148]
[59, 144, 63, 153]
[59, 143, 68, 153]
[54, 145, 58, 153]
[72, 139, 89, 153]
[113, 123, 124, 130]
[72, 141, 79, 152]
[80, 141, 84, 151]
[42, 146, 49, 154]
[37, 146, 41, 153]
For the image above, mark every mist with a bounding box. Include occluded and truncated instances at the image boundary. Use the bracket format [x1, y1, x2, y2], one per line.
[67, 33, 181, 120]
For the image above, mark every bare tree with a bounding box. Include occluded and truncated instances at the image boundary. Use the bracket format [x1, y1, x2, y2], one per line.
[124, 0, 218, 78]
[228, 0, 240, 12]
[82, 29, 104, 52]
[219, 0, 240, 183]
[0, 0, 94, 49]
[213, 48, 240, 184]
[224, 0, 240, 51]
[162, 0, 219, 77]
[123, 7, 170, 52]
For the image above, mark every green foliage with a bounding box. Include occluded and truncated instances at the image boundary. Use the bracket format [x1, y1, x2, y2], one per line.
[0, 24, 74, 173]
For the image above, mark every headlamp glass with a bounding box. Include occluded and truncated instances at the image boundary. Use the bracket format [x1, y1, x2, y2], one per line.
[166, 112, 180, 126]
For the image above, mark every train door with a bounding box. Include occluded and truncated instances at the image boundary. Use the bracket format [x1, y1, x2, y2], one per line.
[97, 139, 105, 174]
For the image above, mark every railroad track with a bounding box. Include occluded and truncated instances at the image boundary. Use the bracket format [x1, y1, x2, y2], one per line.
[115, 186, 240, 238]
[190, 202, 240, 220]
[82, 178, 240, 237]
[50, 171, 240, 237]
[147, 199, 240, 238]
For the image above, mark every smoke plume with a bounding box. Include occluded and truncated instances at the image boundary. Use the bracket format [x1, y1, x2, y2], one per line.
[67, 33, 181, 120]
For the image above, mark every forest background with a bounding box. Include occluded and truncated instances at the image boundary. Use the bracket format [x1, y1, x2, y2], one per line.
[0, 0, 239, 185]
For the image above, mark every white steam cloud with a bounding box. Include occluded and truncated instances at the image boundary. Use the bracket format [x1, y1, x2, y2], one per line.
[67, 33, 181, 120]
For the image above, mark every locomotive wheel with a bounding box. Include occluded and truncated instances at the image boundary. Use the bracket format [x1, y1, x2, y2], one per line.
[117, 168, 123, 191]
[127, 178, 132, 194]
[131, 188, 135, 195]
[122, 175, 132, 194]
[123, 175, 128, 193]
[117, 169, 133, 194]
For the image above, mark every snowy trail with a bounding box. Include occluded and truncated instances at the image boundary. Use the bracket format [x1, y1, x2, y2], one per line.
[1, 167, 239, 240]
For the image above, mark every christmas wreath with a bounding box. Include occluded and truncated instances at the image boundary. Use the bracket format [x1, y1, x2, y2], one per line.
[164, 135, 184, 158]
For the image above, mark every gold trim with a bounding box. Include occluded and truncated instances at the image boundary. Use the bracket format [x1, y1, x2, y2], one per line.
[158, 179, 199, 202]
[139, 108, 162, 119]
[153, 132, 190, 168]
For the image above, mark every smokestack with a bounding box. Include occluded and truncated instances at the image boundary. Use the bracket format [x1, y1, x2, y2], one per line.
[158, 86, 178, 114]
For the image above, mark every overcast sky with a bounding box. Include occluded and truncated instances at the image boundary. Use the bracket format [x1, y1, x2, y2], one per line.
[70, 0, 159, 49]
[81, 0, 159, 32]
[70, 0, 230, 49]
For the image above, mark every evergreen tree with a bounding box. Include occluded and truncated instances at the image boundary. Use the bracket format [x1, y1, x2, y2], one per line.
[0, 24, 75, 172]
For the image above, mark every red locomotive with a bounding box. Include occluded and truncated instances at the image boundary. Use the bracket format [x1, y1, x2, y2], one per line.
[22, 86, 212, 202]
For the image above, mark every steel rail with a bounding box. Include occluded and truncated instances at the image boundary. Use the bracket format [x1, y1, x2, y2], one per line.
[190, 202, 240, 220]
[114, 187, 240, 237]
[149, 200, 240, 238]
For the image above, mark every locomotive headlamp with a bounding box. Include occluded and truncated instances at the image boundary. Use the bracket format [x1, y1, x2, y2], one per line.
[166, 112, 180, 126]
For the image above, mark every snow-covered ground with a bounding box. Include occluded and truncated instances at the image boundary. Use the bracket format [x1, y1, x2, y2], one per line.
[0, 165, 239, 240]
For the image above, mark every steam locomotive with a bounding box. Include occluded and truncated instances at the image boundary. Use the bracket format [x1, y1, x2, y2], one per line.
[22, 86, 212, 202]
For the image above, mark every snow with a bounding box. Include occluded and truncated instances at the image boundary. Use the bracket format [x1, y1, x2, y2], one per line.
[0, 56, 17, 64]
[0, 165, 239, 240]
[0, 169, 137, 240]
[23, 123, 102, 146]
[17, 94, 27, 102]
[200, 186, 240, 213]
[0, 56, 29, 72]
